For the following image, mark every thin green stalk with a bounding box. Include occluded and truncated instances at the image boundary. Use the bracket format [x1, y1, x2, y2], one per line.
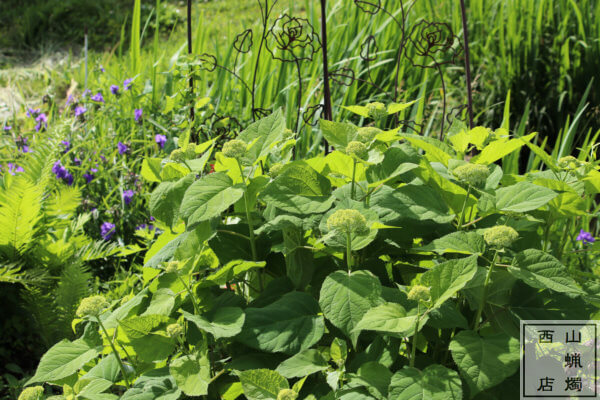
[177, 274, 201, 315]
[346, 232, 353, 272]
[236, 160, 258, 262]
[96, 317, 131, 389]
[351, 159, 357, 200]
[410, 303, 421, 367]
[457, 186, 472, 230]
[473, 250, 498, 331]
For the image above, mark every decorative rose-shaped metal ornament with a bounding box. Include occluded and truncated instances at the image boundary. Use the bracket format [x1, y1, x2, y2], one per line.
[406, 21, 462, 68]
[233, 29, 253, 53]
[266, 14, 321, 62]
[360, 35, 379, 62]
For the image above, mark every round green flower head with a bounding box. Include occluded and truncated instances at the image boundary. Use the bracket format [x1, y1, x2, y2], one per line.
[346, 141, 368, 161]
[185, 144, 197, 159]
[366, 102, 387, 120]
[269, 162, 284, 179]
[558, 156, 581, 170]
[453, 163, 490, 186]
[165, 261, 180, 274]
[277, 389, 298, 400]
[169, 148, 186, 162]
[76, 295, 109, 318]
[407, 285, 431, 302]
[166, 323, 183, 338]
[18, 386, 44, 400]
[222, 139, 247, 159]
[327, 209, 368, 236]
[484, 225, 519, 248]
[357, 127, 381, 143]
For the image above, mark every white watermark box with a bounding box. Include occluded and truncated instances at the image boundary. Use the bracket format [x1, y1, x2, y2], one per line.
[521, 320, 599, 399]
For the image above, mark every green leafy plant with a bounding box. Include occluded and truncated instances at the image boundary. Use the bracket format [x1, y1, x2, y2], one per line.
[22, 106, 600, 399]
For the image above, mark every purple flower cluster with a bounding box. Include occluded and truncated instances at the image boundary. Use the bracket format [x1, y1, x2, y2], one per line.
[100, 222, 116, 240]
[35, 113, 48, 132]
[576, 229, 595, 244]
[123, 78, 133, 91]
[155, 134, 167, 149]
[91, 92, 104, 103]
[7, 163, 24, 175]
[83, 167, 98, 183]
[3, 125, 11, 131]
[110, 85, 120, 95]
[123, 189, 135, 205]
[52, 160, 73, 185]
[16, 137, 30, 153]
[74, 105, 87, 117]
[134, 108, 143, 122]
[118, 142, 129, 155]
[60, 140, 71, 153]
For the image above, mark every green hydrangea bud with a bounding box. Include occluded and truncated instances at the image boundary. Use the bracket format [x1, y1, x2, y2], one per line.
[483, 225, 519, 248]
[558, 156, 581, 170]
[165, 261, 180, 274]
[222, 139, 247, 159]
[170, 148, 186, 162]
[18, 386, 44, 400]
[327, 209, 369, 236]
[453, 163, 490, 186]
[185, 144, 197, 159]
[269, 163, 284, 179]
[277, 389, 298, 400]
[407, 285, 431, 302]
[76, 295, 109, 318]
[366, 102, 387, 120]
[166, 323, 183, 338]
[346, 141, 368, 161]
[357, 127, 381, 143]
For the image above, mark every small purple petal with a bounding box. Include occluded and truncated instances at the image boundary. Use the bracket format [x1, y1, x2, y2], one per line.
[74, 105, 87, 116]
[123, 189, 135, 205]
[123, 78, 133, 91]
[134, 108, 143, 122]
[118, 142, 129, 155]
[110, 85, 120, 95]
[100, 222, 116, 240]
[155, 134, 167, 149]
[91, 93, 104, 103]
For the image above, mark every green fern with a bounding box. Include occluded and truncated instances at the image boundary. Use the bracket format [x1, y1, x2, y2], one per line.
[55, 263, 91, 333]
[0, 177, 43, 259]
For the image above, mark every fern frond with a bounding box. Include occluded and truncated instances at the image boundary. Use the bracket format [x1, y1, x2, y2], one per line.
[21, 285, 61, 347]
[46, 186, 82, 218]
[0, 177, 43, 260]
[0, 263, 25, 284]
[75, 239, 120, 261]
[55, 263, 91, 335]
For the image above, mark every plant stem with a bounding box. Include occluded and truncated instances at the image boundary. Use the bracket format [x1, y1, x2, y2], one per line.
[346, 232, 353, 272]
[457, 185, 471, 230]
[236, 160, 258, 263]
[473, 250, 498, 331]
[96, 317, 131, 389]
[177, 274, 201, 315]
[351, 159, 357, 200]
[410, 303, 421, 367]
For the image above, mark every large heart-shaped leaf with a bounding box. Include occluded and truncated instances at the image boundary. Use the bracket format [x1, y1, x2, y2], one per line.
[449, 330, 519, 397]
[353, 303, 425, 338]
[421, 255, 478, 309]
[388, 365, 462, 399]
[319, 270, 383, 347]
[149, 174, 194, 227]
[276, 349, 329, 379]
[259, 161, 334, 215]
[419, 232, 485, 255]
[237, 369, 289, 400]
[180, 172, 244, 227]
[169, 355, 211, 396]
[237, 109, 286, 165]
[509, 249, 583, 295]
[182, 307, 245, 339]
[238, 292, 324, 354]
[495, 181, 557, 213]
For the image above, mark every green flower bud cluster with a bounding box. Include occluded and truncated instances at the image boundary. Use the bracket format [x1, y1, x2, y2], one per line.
[166, 323, 183, 338]
[165, 261, 181, 274]
[76, 295, 109, 318]
[277, 389, 298, 400]
[453, 163, 490, 186]
[346, 141, 368, 161]
[327, 209, 369, 236]
[169, 148, 186, 162]
[269, 163, 284, 179]
[407, 285, 431, 302]
[185, 144, 197, 159]
[357, 127, 381, 143]
[18, 386, 44, 400]
[484, 225, 519, 248]
[366, 102, 387, 120]
[558, 156, 582, 170]
[222, 139, 247, 159]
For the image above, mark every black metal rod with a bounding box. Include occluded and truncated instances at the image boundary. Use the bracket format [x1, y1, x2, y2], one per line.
[460, 0, 474, 129]
[187, 0, 196, 141]
[320, 0, 332, 153]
